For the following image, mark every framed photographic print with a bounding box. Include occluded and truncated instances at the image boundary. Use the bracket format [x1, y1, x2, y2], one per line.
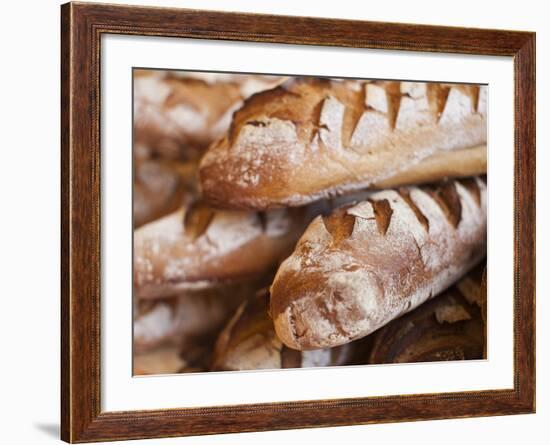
[61, 2, 535, 442]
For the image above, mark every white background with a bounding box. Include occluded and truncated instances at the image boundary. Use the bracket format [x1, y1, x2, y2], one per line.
[0, 0, 546, 444]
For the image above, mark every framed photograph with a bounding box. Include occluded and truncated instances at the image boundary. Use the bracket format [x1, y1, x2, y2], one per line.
[61, 2, 535, 442]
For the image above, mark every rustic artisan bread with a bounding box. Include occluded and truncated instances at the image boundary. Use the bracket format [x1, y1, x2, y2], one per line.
[368, 265, 485, 364]
[133, 159, 198, 228]
[133, 186, 377, 299]
[134, 70, 283, 161]
[270, 177, 487, 350]
[134, 202, 311, 299]
[199, 78, 487, 209]
[133, 284, 251, 353]
[211, 289, 357, 371]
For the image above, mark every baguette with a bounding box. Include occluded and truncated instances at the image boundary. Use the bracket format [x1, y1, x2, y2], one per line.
[199, 78, 487, 209]
[134, 202, 310, 299]
[133, 187, 375, 299]
[368, 265, 485, 364]
[270, 177, 487, 350]
[134, 71, 283, 160]
[211, 290, 356, 371]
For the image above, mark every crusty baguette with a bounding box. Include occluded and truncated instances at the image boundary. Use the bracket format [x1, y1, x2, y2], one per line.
[133, 188, 375, 299]
[133, 159, 198, 228]
[133, 284, 250, 353]
[270, 177, 487, 350]
[368, 266, 485, 364]
[134, 202, 310, 299]
[134, 71, 283, 160]
[199, 78, 487, 209]
[211, 290, 356, 371]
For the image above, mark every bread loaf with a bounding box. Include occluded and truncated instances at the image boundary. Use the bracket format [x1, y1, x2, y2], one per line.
[368, 265, 485, 364]
[199, 78, 487, 209]
[134, 202, 310, 299]
[134, 70, 283, 160]
[211, 290, 356, 371]
[133, 185, 378, 299]
[270, 177, 487, 350]
[133, 159, 198, 228]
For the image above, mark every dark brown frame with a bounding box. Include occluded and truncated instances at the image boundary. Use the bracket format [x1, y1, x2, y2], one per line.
[61, 2, 536, 442]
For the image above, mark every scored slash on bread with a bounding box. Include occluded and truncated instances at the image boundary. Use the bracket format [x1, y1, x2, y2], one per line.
[133, 186, 383, 299]
[134, 71, 284, 161]
[133, 201, 311, 299]
[270, 177, 487, 350]
[199, 77, 487, 210]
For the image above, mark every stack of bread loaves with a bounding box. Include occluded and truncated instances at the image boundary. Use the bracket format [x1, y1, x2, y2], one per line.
[133, 71, 488, 374]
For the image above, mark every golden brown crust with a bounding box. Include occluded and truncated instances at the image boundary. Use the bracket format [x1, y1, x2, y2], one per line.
[133, 203, 310, 299]
[199, 78, 487, 209]
[368, 267, 485, 364]
[270, 177, 487, 350]
[211, 290, 356, 371]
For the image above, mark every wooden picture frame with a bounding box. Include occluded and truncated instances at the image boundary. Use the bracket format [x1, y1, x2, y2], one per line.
[61, 2, 535, 442]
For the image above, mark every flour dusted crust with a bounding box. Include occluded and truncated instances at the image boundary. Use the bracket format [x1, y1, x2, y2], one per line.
[133, 71, 284, 160]
[133, 202, 310, 299]
[211, 290, 356, 371]
[368, 265, 485, 364]
[199, 78, 487, 209]
[270, 177, 487, 350]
